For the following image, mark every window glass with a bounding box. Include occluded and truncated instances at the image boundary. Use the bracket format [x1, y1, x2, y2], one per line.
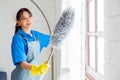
[97, 0, 104, 31]
[89, 0, 95, 32]
[97, 37, 104, 75]
[89, 36, 95, 69]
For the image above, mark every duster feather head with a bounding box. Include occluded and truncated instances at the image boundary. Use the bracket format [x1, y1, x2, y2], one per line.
[50, 7, 75, 48]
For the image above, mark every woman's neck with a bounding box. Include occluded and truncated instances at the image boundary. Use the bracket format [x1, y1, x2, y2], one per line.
[22, 28, 31, 34]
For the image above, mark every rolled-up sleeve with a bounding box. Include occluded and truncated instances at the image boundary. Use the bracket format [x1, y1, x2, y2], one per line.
[11, 35, 26, 65]
[36, 31, 51, 52]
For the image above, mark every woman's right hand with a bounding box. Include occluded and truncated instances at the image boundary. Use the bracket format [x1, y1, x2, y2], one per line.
[30, 61, 50, 76]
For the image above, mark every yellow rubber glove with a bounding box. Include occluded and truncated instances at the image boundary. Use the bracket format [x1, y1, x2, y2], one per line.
[38, 61, 50, 74]
[30, 61, 50, 76]
[30, 64, 40, 76]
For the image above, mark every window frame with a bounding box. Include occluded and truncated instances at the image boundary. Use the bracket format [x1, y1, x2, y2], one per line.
[85, 0, 104, 79]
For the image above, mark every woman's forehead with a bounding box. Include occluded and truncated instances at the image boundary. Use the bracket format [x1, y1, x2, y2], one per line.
[18, 11, 31, 21]
[21, 11, 30, 17]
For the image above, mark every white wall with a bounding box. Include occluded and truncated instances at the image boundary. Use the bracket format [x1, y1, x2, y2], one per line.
[104, 0, 120, 80]
[0, 0, 56, 80]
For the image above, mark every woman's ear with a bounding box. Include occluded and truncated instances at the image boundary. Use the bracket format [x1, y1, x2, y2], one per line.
[16, 20, 20, 25]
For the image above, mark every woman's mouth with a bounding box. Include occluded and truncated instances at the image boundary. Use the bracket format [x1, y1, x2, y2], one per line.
[27, 22, 32, 26]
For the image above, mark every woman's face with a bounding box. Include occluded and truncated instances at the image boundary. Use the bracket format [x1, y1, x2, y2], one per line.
[17, 11, 33, 29]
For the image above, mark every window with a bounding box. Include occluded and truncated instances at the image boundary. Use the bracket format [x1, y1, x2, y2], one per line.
[85, 0, 104, 79]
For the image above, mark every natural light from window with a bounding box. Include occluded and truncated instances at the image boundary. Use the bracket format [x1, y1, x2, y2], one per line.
[61, 0, 85, 80]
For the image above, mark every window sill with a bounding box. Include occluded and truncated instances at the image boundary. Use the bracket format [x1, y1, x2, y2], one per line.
[85, 72, 95, 80]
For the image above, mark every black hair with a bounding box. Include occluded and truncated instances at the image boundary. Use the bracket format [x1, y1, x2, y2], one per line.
[14, 8, 32, 34]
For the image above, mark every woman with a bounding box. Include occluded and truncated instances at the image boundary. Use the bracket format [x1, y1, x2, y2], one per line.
[11, 8, 50, 80]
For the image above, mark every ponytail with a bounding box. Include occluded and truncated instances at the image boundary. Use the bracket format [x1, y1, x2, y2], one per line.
[14, 23, 21, 34]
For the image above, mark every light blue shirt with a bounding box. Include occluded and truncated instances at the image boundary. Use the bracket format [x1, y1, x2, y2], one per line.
[11, 29, 50, 65]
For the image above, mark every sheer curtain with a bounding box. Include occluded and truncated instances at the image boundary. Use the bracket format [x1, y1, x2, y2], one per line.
[60, 0, 85, 80]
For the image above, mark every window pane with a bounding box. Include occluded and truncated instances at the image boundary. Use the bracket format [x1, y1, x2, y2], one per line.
[97, 0, 104, 31]
[97, 37, 104, 75]
[89, 0, 95, 32]
[89, 36, 95, 69]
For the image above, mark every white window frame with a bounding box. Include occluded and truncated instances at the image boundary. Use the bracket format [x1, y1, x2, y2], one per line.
[85, 0, 104, 80]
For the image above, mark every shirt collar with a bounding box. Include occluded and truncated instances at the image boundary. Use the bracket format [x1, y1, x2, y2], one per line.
[17, 29, 34, 37]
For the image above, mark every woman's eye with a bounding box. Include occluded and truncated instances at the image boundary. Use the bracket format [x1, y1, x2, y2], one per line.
[21, 17, 28, 20]
[20, 15, 32, 21]
[29, 15, 32, 17]
[22, 18, 26, 20]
